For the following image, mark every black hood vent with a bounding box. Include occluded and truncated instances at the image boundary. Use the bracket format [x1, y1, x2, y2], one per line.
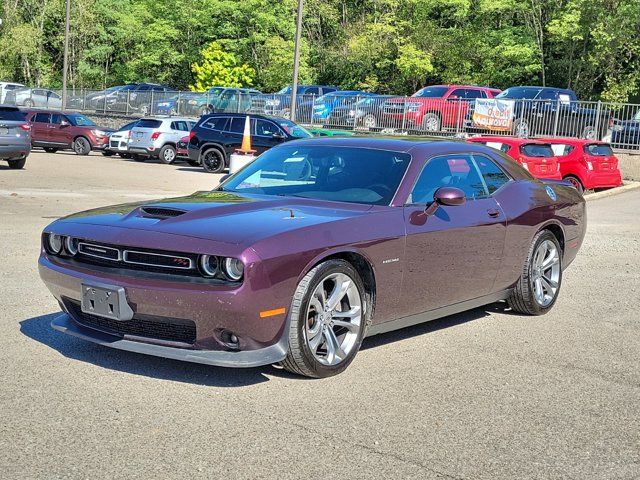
[140, 206, 187, 219]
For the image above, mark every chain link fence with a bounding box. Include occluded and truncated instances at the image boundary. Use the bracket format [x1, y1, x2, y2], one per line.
[3, 86, 640, 150]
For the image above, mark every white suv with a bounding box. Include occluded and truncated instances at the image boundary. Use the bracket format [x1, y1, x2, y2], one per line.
[128, 117, 196, 164]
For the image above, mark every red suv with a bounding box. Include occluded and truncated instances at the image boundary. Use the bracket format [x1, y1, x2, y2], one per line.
[381, 85, 501, 132]
[467, 136, 562, 180]
[24, 110, 113, 155]
[539, 138, 622, 193]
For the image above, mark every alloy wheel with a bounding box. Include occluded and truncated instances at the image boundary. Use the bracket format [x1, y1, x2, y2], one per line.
[362, 115, 377, 128]
[531, 239, 560, 307]
[305, 272, 362, 366]
[163, 148, 176, 163]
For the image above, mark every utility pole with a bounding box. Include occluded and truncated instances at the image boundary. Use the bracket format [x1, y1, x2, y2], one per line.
[61, 0, 70, 110]
[290, 0, 303, 122]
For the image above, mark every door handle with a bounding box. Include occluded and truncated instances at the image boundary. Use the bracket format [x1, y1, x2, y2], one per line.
[487, 208, 501, 218]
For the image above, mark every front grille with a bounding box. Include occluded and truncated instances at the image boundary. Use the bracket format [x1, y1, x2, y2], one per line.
[74, 240, 200, 276]
[66, 300, 196, 344]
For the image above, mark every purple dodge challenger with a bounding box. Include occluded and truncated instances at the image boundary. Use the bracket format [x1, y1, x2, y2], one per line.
[39, 137, 585, 377]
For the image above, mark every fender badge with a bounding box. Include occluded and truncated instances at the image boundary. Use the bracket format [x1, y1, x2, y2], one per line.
[545, 186, 557, 201]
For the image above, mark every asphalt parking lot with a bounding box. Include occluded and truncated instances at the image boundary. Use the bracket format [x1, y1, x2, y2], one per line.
[1, 151, 639, 479]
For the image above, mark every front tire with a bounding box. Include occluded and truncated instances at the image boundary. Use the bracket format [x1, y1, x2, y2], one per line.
[421, 113, 441, 132]
[73, 136, 91, 155]
[508, 230, 562, 315]
[281, 259, 371, 378]
[43, 147, 58, 153]
[8, 158, 26, 169]
[564, 175, 584, 194]
[513, 118, 530, 138]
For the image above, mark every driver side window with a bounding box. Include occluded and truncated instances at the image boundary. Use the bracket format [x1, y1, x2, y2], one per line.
[409, 154, 487, 204]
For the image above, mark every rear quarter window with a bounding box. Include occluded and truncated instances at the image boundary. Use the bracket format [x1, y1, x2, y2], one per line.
[521, 144, 554, 157]
[137, 119, 162, 128]
[200, 116, 228, 131]
[0, 107, 25, 121]
[584, 144, 613, 156]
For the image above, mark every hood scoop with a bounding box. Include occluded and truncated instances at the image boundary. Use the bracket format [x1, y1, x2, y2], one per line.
[139, 206, 187, 219]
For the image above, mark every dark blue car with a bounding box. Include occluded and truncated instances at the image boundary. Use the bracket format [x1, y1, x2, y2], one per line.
[611, 109, 640, 148]
[311, 91, 377, 121]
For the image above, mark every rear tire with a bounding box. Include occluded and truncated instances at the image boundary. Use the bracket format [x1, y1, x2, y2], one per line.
[508, 230, 562, 315]
[8, 158, 26, 169]
[43, 147, 58, 154]
[201, 148, 225, 173]
[73, 136, 91, 155]
[361, 114, 377, 128]
[158, 144, 177, 164]
[281, 259, 371, 378]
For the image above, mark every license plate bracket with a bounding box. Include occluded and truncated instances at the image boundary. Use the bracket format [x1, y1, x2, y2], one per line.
[81, 283, 134, 321]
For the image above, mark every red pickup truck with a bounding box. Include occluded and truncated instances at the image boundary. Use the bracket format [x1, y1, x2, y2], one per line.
[381, 85, 501, 132]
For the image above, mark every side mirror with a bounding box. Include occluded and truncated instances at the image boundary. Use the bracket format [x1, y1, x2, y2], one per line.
[60, 120, 70, 127]
[272, 132, 286, 141]
[424, 187, 466, 215]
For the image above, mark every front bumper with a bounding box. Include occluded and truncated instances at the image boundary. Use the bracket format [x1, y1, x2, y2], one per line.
[39, 248, 292, 367]
[51, 313, 286, 368]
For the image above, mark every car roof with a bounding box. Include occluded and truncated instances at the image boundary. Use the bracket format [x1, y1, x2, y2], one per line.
[537, 137, 606, 146]
[282, 135, 493, 154]
[139, 116, 195, 122]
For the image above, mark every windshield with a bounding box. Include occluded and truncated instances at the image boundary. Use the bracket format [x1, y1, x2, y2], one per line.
[277, 86, 292, 94]
[206, 87, 224, 95]
[633, 110, 640, 121]
[221, 145, 410, 205]
[584, 144, 613, 156]
[521, 144, 554, 157]
[67, 114, 96, 126]
[277, 120, 312, 138]
[412, 86, 449, 98]
[496, 87, 542, 99]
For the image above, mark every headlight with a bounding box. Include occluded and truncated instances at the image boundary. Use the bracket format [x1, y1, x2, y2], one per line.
[92, 129, 107, 137]
[587, 161, 593, 171]
[47, 233, 64, 254]
[65, 236, 79, 255]
[223, 257, 244, 281]
[199, 254, 219, 277]
[188, 100, 197, 105]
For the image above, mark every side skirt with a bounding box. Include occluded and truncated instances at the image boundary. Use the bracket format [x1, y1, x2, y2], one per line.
[366, 290, 511, 337]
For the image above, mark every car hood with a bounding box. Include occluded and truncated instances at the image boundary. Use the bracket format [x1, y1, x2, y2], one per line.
[56, 191, 371, 246]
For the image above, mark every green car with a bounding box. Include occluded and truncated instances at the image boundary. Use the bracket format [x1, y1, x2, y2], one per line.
[306, 127, 355, 137]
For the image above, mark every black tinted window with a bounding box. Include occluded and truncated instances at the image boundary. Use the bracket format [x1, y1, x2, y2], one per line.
[411, 155, 487, 203]
[521, 144, 554, 157]
[474, 155, 511, 194]
[137, 119, 162, 128]
[465, 89, 484, 99]
[171, 121, 189, 131]
[255, 119, 280, 136]
[0, 107, 25, 121]
[201, 116, 228, 131]
[584, 144, 613, 156]
[227, 117, 246, 134]
[50, 114, 63, 124]
[33, 113, 51, 123]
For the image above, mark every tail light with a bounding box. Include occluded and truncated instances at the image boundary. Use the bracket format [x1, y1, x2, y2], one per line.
[150, 131, 161, 141]
[608, 116, 614, 128]
[188, 131, 196, 141]
[19, 124, 31, 132]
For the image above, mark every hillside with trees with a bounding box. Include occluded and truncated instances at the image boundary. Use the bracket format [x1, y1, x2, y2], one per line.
[0, 0, 638, 101]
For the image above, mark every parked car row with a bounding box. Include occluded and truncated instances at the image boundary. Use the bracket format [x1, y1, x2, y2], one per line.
[467, 136, 622, 192]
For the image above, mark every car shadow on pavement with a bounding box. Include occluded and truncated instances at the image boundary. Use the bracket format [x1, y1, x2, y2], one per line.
[19, 312, 274, 387]
[362, 302, 509, 350]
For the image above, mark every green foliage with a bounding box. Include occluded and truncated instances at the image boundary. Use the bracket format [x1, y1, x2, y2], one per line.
[190, 42, 255, 91]
[0, 0, 638, 100]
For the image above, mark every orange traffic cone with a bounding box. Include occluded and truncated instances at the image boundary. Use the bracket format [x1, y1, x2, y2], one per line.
[236, 115, 256, 155]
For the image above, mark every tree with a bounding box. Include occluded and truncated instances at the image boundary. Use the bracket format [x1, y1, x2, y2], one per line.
[190, 41, 255, 91]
